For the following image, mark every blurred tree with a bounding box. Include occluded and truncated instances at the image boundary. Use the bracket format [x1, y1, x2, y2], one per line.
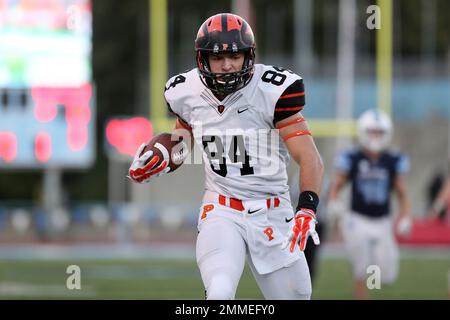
[0, 171, 42, 201]
[64, 0, 148, 201]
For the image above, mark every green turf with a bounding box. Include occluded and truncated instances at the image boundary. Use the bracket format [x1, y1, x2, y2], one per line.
[0, 258, 448, 299]
[312, 259, 450, 299]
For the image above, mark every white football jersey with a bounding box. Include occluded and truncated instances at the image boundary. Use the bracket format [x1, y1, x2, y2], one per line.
[164, 64, 306, 200]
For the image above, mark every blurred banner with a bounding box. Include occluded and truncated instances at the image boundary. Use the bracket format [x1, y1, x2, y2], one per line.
[0, 0, 95, 169]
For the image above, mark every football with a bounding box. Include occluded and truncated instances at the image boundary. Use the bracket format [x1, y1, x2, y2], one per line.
[140, 132, 189, 172]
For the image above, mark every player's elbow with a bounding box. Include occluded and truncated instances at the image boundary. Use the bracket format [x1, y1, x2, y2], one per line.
[311, 152, 325, 179]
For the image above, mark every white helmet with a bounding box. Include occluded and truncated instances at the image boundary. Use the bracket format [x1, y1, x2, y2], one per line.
[357, 109, 392, 152]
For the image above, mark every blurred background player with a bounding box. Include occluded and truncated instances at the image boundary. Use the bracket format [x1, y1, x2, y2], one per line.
[128, 13, 324, 300]
[427, 170, 450, 222]
[327, 109, 412, 300]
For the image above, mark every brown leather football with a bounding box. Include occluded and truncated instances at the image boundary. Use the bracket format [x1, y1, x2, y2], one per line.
[139, 132, 188, 172]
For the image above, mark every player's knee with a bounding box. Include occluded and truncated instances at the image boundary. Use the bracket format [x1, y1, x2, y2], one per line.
[379, 257, 399, 285]
[281, 283, 311, 300]
[293, 284, 312, 300]
[282, 258, 312, 300]
[206, 274, 235, 300]
[291, 289, 311, 300]
[381, 269, 398, 285]
[289, 277, 312, 300]
[297, 293, 311, 300]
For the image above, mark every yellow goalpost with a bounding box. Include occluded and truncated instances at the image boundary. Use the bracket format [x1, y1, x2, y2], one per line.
[148, 0, 392, 138]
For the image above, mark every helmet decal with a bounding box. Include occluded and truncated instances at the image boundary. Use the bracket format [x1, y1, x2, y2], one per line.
[226, 14, 243, 31]
[206, 15, 223, 33]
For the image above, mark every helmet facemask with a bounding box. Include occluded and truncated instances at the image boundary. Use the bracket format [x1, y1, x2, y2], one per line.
[359, 128, 392, 152]
[197, 48, 255, 96]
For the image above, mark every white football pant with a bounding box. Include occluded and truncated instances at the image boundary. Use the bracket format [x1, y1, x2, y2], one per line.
[196, 191, 312, 300]
[341, 211, 399, 284]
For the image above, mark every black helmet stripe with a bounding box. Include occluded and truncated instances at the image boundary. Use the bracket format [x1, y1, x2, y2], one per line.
[221, 13, 227, 33]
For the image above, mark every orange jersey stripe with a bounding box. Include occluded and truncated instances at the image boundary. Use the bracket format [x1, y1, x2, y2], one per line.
[283, 130, 311, 142]
[275, 106, 304, 112]
[279, 92, 305, 100]
[276, 117, 305, 130]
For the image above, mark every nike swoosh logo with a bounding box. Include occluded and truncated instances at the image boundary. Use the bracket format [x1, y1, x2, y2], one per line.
[285, 216, 294, 223]
[237, 108, 248, 114]
[248, 208, 261, 214]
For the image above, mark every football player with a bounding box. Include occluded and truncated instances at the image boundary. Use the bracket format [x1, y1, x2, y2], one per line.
[328, 109, 412, 300]
[128, 13, 324, 300]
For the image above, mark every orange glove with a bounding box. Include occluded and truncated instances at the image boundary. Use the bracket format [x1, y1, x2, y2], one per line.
[127, 143, 170, 183]
[282, 209, 320, 252]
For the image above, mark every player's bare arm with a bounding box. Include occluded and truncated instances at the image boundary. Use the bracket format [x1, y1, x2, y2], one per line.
[327, 170, 349, 215]
[394, 175, 411, 219]
[328, 171, 348, 201]
[278, 113, 324, 195]
[278, 113, 324, 252]
[394, 174, 413, 235]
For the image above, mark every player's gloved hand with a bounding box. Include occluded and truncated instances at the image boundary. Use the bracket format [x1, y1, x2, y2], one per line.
[282, 209, 320, 252]
[396, 215, 413, 236]
[127, 143, 170, 184]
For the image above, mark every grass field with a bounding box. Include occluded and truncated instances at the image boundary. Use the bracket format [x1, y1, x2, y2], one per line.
[0, 256, 448, 299]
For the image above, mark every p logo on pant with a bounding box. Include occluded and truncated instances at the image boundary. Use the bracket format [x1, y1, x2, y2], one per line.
[264, 227, 274, 241]
[201, 204, 214, 220]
